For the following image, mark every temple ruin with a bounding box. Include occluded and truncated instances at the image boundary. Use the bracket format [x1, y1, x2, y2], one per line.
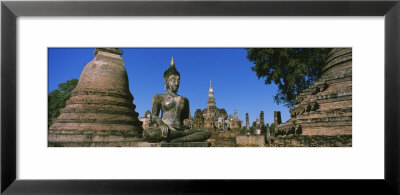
[48, 48, 352, 147]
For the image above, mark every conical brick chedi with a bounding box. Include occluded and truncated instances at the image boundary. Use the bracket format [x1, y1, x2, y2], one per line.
[276, 48, 352, 136]
[50, 48, 143, 136]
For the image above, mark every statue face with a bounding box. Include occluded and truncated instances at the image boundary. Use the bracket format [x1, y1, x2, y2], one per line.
[165, 75, 180, 93]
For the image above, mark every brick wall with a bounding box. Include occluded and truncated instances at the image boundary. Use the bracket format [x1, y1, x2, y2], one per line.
[268, 135, 352, 147]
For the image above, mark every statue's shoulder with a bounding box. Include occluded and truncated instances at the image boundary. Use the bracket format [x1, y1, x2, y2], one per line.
[153, 93, 165, 97]
[180, 96, 189, 104]
[152, 94, 166, 102]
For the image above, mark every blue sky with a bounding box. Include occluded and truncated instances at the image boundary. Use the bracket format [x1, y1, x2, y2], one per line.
[48, 48, 289, 125]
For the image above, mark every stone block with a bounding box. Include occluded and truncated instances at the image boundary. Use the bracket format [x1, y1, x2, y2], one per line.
[160, 142, 211, 147]
[236, 135, 265, 147]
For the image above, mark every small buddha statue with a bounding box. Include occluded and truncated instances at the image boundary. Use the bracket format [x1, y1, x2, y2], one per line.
[143, 57, 211, 143]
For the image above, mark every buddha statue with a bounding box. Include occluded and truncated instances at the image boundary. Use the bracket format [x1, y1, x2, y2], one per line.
[143, 57, 211, 143]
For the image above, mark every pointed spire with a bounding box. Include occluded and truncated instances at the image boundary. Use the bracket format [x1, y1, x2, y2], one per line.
[206, 79, 217, 114]
[209, 80, 214, 93]
[234, 109, 238, 119]
[170, 56, 175, 67]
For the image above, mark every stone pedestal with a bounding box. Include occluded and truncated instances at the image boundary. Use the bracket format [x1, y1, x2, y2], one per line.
[236, 135, 265, 147]
[160, 142, 211, 147]
[49, 139, 211, 147]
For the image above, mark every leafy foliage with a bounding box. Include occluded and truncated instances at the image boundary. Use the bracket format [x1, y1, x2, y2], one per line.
[269, 123, 276, 134]
[246, 48, 331, 107]
[48, 79, 79, 127]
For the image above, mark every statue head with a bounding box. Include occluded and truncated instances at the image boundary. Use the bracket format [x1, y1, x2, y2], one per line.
[164, 57, 180, 93]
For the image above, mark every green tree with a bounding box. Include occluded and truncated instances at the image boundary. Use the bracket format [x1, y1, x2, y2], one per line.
[48, 79, 79, 127]
[269, 123, 276, 134]
[246, 48, 331, 107]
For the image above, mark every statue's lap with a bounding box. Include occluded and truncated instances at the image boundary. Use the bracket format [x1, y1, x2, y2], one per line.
[143, 127, 211, 143]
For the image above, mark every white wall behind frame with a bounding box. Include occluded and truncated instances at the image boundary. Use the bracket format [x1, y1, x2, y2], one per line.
[17, 17, 384, 179]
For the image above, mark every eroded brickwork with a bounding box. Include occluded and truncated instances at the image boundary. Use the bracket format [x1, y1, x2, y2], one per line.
[268, 135, 352, 147]
[276, 48, 352, 136]
[49, 48, 143, 146]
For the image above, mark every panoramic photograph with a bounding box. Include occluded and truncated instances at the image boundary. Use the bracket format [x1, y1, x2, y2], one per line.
[48, 48, 352, 147]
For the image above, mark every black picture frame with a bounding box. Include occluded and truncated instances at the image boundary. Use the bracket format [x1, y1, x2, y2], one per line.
[1, 1, 399, 194]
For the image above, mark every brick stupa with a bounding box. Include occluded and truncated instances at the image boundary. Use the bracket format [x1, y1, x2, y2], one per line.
[49, 48, 143, 146]
[276, 48, 352, 136]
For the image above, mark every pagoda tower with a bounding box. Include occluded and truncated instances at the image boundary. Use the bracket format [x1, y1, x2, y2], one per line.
[260, 111, 264, 126]
[207, 80, 217, 113]
[259, 111, 265, 130]
[49, 48, 143, 146]
[246, 113, 250, 132]
[202, 80, 219, 121]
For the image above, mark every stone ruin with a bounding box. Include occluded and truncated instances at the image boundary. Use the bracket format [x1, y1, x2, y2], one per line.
[138, 110, 151, 129]
[259, 111, 265, 129]
[48, 48, 352, 147]
[274, 111, 282, 125]
[48, 48, 143, 146]
[229, 109, 242, 130]
[276, 48, 352, 136]
[201, 80, 229, 131]
[193, 109, 205, 128]
[245, 113, 250, 133]
[203, 107, 216, 131]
